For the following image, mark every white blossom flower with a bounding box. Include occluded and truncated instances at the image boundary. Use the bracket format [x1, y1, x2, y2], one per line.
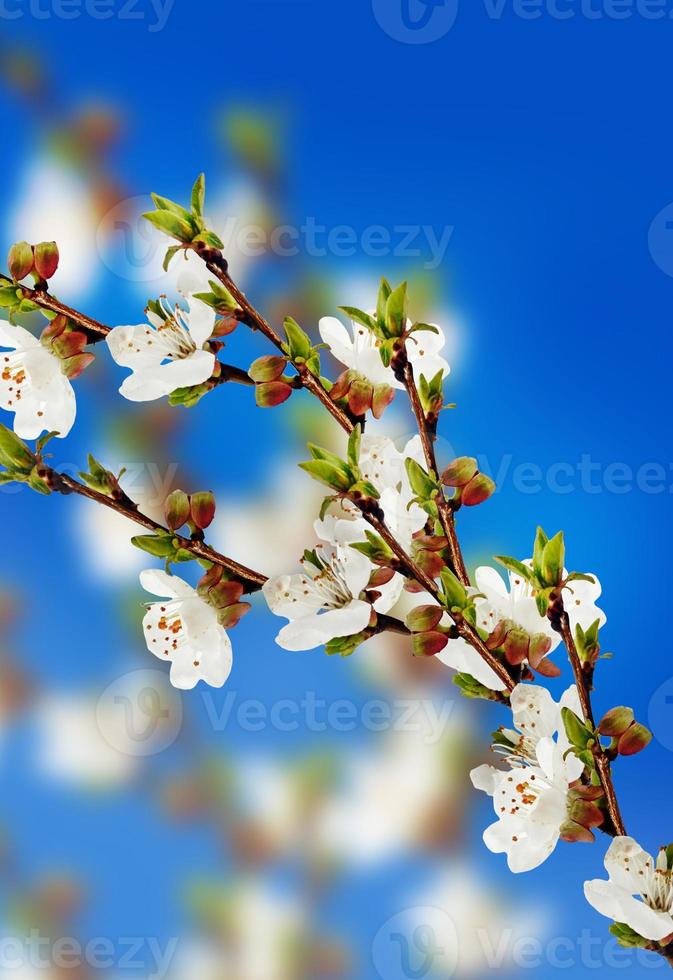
[319, 315, 449, 387]
[585, 837, 673, 942]
[107, 296, 216, 402]
[472, 564, 606, 646]
[436, 632, 509, 692]
[263, 523, 401, 651]
[140, 569, 232, 690]
[470, 683, 585, 873]
[0, 321, 76, 439]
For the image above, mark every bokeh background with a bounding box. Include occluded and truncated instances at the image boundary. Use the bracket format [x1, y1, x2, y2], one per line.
[1, 2, 673, 977]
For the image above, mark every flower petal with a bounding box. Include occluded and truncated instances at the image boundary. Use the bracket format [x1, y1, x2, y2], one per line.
[185, 297, 216, 347]
[140, 569, 195, 600]
[275, 600, 371, 651]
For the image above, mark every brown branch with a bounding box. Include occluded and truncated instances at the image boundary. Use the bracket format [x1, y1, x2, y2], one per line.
[557, 609, 627, 838]
[363, 511, 515, 693]
[5, 277, 111, 341]
[401, 360, 469, 586]
[193, 246, 356, 433]
[47, 469, 267, 593]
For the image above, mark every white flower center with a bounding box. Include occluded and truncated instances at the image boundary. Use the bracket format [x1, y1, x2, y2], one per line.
[147, 301, 198, 361]
[299, 545, 354, 609]
[642, 863, 673, 913]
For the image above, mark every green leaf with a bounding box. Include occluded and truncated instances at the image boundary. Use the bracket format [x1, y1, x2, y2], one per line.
[143, 210, 196, 243]
[384, 281, 407, 337]
[376, 278, 392, 325]
[532, 526, 548, 578]
[440, 567, 469, 610]
[494, 555, 536, 584]
[163, 245, 181, 272]
[337, 306, 378, 335]
[541, 531, 565, 587]
[347, 424, 362, 471]
[453, 673, 501, 702]
[299, 460, 352, 492]
[191, 173, 206, 217]
[150, 193, 194, 223]
[404, 458, 437, 500]
[609, 923, 650, 950]
[131, 533, 177, 559]
[325, 632, 368, 657]
[283, 316, 312, 360]
[561, 706, 594, 751]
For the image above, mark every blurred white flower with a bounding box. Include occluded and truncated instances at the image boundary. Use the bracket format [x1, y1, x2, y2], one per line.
[406, 865, 549, 977]
[0, 322, 76, 439]
[585, 836, 673, 942]
[34, 695, 136, 788]
[8, 160, 99, 299]
[141, 569, 232, 690]
[107, 297, 215, 402]
[470, 683, 584, 873]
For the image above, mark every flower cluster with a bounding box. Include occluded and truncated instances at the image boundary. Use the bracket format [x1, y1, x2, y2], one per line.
[2, 173, 667, 963]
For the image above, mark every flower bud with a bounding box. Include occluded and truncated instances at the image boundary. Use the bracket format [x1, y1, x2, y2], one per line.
[52, 330, 88, 360]
[412, 631, 448, 657]
[598, 706, 634, 738]
[8, 241, 34, 281]
[40, 315, 68, 345]
[0, 424, 36, 471]
[441, 456, 478, 488]
[617, 722, 652, 756]
[255, 381, 293, 408]
[406, 604, 444, 633]
[190, 491, 216, 530]
[503, 627, 530, 666]
[33, 241, 59, 281]
[207, 580, 244, 609]
[217, 602, 251, 628]
[249, 355, 287, 382]
[462, 472, 496, 506]
[164, 489, 191, 530]
[61, 353, 95, 379]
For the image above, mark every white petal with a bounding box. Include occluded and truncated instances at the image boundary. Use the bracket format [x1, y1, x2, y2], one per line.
[106, 324, 160, 368]
[470, 764, 497, 796]
[275, 600, 371, 651]
[436, 636, 507, 692]
[584, 880, 673, 942]
[604, 836, 655, 892]
[140, 569, 195, 599]
[474, 566, 509, 603]
[12, 372, 75, 439]
[511, 683, 560, 740]
[262, 573, 324, 619]
[0, 320, 40, 350]
[342, 547, 373, 599]
[185, 297, 217, 347]
[318, 316, 355, 369]
[372, 572, 404, 614]
[119, 350, 215, 402]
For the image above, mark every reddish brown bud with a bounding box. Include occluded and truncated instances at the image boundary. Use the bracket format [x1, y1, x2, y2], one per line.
[164, 489, 191, 530]
[33, 241, 59, 280]
[190, 491, 216, 530]
[617, 722, 653, 756]
[52, 330, 88, 360]
[462, 472, 496, 506]
[348, 379, 373, 417]
[412, 631, 448, 657]
[249, 355, 287, 382]
[208, 580, 244, 609]
[598, 707, 634, 738]
[407, 604, 444, 633]
[217, 602, 251, 628]
[534, 657, 562, 678]
[255, 381, 293, 408]
[528, 632, 552, 669]
[61, 353, 95, 379]
[40, 315, 68, 344]
[371, 383, 395, 419]
[8, 241, 34, 281]
[559, 820, 596, 844]
[441, 456, 478, 488]
[503, 628, 530, 666]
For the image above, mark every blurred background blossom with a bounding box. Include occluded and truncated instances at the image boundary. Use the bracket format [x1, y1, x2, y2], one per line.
[0, 7, 671, 980]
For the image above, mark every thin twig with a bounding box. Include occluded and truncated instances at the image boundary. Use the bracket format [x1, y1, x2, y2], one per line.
[557, 609, 627, 838]
[401, 360, 469, 586]
[4, 277, 111, 341]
